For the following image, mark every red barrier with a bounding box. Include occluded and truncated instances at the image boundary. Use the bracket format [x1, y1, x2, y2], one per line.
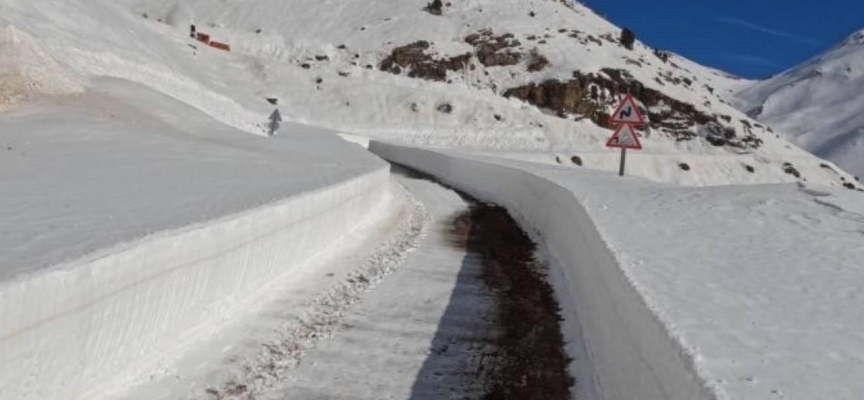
[209, 41, 231, 52]
[196, 33, 211, 44]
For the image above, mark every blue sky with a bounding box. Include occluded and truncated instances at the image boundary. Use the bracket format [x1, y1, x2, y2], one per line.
[587, 0, 864, 79]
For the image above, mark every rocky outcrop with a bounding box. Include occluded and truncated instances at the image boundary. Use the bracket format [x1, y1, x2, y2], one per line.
[381, 30, 552, 81]
[466, 30, 522, 67]
[380, 41, 471, 82]
[504, 68, 763, 149]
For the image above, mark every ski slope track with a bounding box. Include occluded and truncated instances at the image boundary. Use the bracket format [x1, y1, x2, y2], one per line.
[372, 142, 864, 400]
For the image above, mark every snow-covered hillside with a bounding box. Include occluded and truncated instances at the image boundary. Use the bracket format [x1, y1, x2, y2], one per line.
[11, 0, 840, 189]
[737, 29, 864, 179]
[122, 0, 858, 188]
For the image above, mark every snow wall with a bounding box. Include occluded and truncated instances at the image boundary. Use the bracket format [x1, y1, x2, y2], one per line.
[370, 142, 717, 400]
[0, 167, 389, 400]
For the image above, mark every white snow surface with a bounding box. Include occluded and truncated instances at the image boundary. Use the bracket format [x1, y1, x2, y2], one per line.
[99, 178, 429, 400]
[737, 29, 864, 178]
[0, 43, 388, 400]
[0, 25, 84, 111]
[372, 142, 864, 400]
[113, 0, 857, 189]
[0, 78, 385, 281]
[2, 0, 863, 397]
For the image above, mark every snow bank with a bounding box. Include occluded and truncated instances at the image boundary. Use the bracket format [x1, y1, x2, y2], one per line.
[371, 142, 715, 400]
[0, 167, 388, 400]
[0, 78, 391, 399]
[372, 142, 864, 400]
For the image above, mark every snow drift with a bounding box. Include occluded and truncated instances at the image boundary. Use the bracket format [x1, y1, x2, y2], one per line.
[0, 168, 389, 400]
[0, 76, 391, 399]
[371, 142, 716, 400]
[0, 25, 83, 111]
[371, 141, 864, 400]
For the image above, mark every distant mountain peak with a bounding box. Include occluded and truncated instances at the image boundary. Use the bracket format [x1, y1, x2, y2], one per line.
[841, 29, 864, 47]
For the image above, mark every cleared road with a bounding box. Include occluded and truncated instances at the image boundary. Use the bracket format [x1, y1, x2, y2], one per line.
[259, 167, 573, 399]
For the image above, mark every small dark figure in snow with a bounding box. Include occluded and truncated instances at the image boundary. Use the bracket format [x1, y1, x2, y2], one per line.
[190, 24, 196, 39]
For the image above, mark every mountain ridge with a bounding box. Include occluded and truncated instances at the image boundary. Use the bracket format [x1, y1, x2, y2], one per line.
[736, 28, 864, 178]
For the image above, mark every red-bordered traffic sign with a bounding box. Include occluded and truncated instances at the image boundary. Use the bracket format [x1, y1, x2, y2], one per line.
[605, 123, 642, 150]
[608, 94, 645, 125]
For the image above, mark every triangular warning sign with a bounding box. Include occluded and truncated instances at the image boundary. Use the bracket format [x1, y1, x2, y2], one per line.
[608, 94, 646, 125]
[606, 124, 642, 150]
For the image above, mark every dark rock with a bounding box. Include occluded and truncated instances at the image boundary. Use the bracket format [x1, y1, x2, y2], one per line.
[526, 48, 550, 72]
[315, 55, 329, 61]
[337, 44, 347, 49]
[465, 33, 481, 44]
[300, 63, 311, 69]
[745, 164, 755, 173]
[653, 49, 670, 63]
[503, 68, 762, 149]
[266, 98, 279, 105]
[437, 102, 453, 113]
[380, 41, 470, 81]
[679, 163, 691, 171]
[424, 0, 443, 15]
[529, 11, 536, 17]
[782, 162, 802, 179]
[843, 182, 856, 190]
[571, 155, 583, 166]
[620, 28, 636, 50]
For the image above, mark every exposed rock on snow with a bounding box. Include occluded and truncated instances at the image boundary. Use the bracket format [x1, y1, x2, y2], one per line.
[380, 41, 471, 81]
[504, 68, 764, 149]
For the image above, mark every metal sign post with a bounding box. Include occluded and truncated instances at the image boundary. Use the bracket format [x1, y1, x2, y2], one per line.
[606, 94, 646, 177]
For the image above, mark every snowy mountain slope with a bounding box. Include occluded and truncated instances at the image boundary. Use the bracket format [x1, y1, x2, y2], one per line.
[0, 0, 856, 188]
[108, 0, 858, 189]
[737, 29, 864, 178]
